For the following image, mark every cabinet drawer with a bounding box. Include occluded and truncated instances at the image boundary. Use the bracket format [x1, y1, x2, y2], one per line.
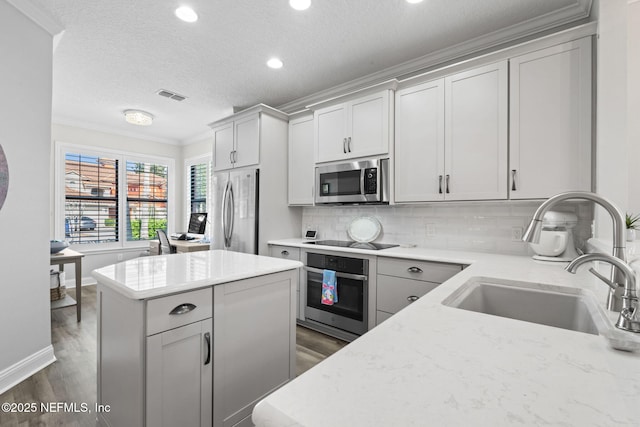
[377, 275, 439, 314]
[378, 257, 462, 283]
[270, 245, 301, 260]
[146, 288, 212, 336]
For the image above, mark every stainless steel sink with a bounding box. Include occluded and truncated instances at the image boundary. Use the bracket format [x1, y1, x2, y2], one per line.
[442, 278, 607, 335]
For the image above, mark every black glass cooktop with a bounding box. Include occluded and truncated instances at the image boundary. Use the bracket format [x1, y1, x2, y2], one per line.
[304, 239, 399, 250]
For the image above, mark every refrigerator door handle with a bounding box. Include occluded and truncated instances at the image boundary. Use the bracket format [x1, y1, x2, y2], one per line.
[227, 181, 235, 247]
[222, 180, 230, 247]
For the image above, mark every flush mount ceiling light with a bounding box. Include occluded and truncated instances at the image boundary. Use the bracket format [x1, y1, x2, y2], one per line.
[124, 110, 154, 126]
[175, 6, 198, 22]
[289, 0, 311, 11]
[267, 58, 284, 69]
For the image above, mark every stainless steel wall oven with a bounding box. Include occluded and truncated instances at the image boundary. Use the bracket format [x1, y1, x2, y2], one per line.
[303, 252, 368, 338]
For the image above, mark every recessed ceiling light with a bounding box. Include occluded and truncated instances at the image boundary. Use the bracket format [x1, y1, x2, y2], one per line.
[406, 0, 424, 3]
[267, 58, 284, 69]
[289, 0, 311, 11]
[124, 110, 154, 126]
[175, 6, 198, 23]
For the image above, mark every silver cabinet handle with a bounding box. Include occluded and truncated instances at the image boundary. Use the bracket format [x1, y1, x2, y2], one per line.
[204, 332, 211, 365]
[229, 151, 233, 164]
[343, 138, 347, 154]
[281, 250, 289, 256]
[169, 303, 196, 315]
[511, 169, 517, 191]
[347, 136, 352, 152]
[445, 174, 450, 194]
[407, 295, 419, 303]
[407, 266, 423, 273]
[234, 150, 238, 163]
[438, 175, 443, 194]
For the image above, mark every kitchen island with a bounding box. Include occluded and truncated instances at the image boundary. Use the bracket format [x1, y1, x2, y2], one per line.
[254, 240, 640, 426]
[92, 250, 302, 427]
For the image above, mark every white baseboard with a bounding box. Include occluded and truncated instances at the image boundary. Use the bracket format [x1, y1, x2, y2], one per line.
[0, 345, 56, 395]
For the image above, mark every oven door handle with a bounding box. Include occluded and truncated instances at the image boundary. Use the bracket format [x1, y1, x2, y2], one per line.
[304, 266, 367, 281]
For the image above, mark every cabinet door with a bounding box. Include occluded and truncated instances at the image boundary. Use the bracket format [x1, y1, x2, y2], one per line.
[146, 319, 213, 427]
[509, 37, 592, 199]
[347, 90, 390, 159]
[395, 79, 445, 202]
[213, 123, 234, 172]
[288, 115, 315, 205]
[315, 103, 347, 163]
[234, 114, 260, 169]
[444, 61, 508, 200]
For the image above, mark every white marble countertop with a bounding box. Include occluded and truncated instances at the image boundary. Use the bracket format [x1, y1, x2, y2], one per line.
[91, 249, 303, 300]
[255, 239, 640, 426]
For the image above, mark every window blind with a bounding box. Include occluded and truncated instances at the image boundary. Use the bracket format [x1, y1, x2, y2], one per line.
[126, 161, 168, 241]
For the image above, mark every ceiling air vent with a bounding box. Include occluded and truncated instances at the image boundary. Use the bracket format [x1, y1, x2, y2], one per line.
[156, 89, 187, 102]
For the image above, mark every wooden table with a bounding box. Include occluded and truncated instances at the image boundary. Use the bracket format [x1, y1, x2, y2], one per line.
[50, 248, 84, 322]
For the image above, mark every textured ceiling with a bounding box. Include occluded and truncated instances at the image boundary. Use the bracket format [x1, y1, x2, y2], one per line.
[30, 0, 591, 144]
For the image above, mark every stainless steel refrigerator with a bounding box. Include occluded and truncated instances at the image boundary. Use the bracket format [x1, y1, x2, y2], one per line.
[211, 168, 259, 254]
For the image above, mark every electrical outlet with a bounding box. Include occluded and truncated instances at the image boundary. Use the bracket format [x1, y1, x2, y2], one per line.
[117, 253, 123, 261]
[511, 226, 523, 241]
[425, 223, 436, 237]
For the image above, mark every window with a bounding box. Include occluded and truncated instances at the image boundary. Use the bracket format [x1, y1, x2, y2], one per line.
[64, 153, 118, 244]
[126, 161, 168, 242]
[57, 143, 175, 247]
[190, 163, 208, 213]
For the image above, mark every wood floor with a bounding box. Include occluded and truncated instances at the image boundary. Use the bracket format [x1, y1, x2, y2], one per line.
[0, 285, 347, 426]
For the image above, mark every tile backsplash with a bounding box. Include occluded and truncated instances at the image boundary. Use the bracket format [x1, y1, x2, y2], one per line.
[302, 201, 594, 256]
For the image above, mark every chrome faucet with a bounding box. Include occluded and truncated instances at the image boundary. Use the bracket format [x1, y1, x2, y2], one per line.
[522, 191, 627, 311]
[566, 253, 640, 333]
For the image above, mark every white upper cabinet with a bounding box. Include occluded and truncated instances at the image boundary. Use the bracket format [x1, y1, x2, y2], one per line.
[211, 106, 288, 172]
[444, 61, 508, 201]
[233, 114, 260, 169]
[212, 122, 234, 171]
[315, 90, 392, 163]
[395, 61, 508, 202]
[212, 113, 259, 172]
[288, 114, 315, 205]
[509, 37, 592, 199]
[395, 79, 445, 202]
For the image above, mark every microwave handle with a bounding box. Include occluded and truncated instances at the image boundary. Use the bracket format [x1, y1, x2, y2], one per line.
[360, 169, 366, 195]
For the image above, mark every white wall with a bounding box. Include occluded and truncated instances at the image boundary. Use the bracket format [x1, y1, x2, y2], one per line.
[594, 0, 634, 239]
[0, 0, 56, 392]
[627, 1, 640, 214]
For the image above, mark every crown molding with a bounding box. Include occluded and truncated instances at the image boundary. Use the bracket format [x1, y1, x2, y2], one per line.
[5, 0, 64, 36]
[277, 0, 593, 114]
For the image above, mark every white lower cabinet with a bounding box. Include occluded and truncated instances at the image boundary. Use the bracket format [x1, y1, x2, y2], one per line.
[97, 270, 297, 427]
[269, 244, 304, 321]
[376, 258, 463, 325]
[146, 319, 212, 427]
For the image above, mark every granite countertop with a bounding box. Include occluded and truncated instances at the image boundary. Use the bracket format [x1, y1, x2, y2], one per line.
[254, 239, 640, 426]
[91, 249, 303, 300]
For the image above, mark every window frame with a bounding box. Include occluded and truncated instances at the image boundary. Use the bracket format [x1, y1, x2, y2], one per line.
[184, 154, 212, 231]
[55, 141, 176, 251]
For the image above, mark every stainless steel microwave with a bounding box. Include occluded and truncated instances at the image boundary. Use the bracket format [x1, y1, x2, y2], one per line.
[315, 158, 389, 204]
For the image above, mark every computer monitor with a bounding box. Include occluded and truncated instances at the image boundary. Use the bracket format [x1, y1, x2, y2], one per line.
[187, 212, 207, 234]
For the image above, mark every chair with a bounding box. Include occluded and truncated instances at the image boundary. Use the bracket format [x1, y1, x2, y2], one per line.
[156, 230, 175, 255]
